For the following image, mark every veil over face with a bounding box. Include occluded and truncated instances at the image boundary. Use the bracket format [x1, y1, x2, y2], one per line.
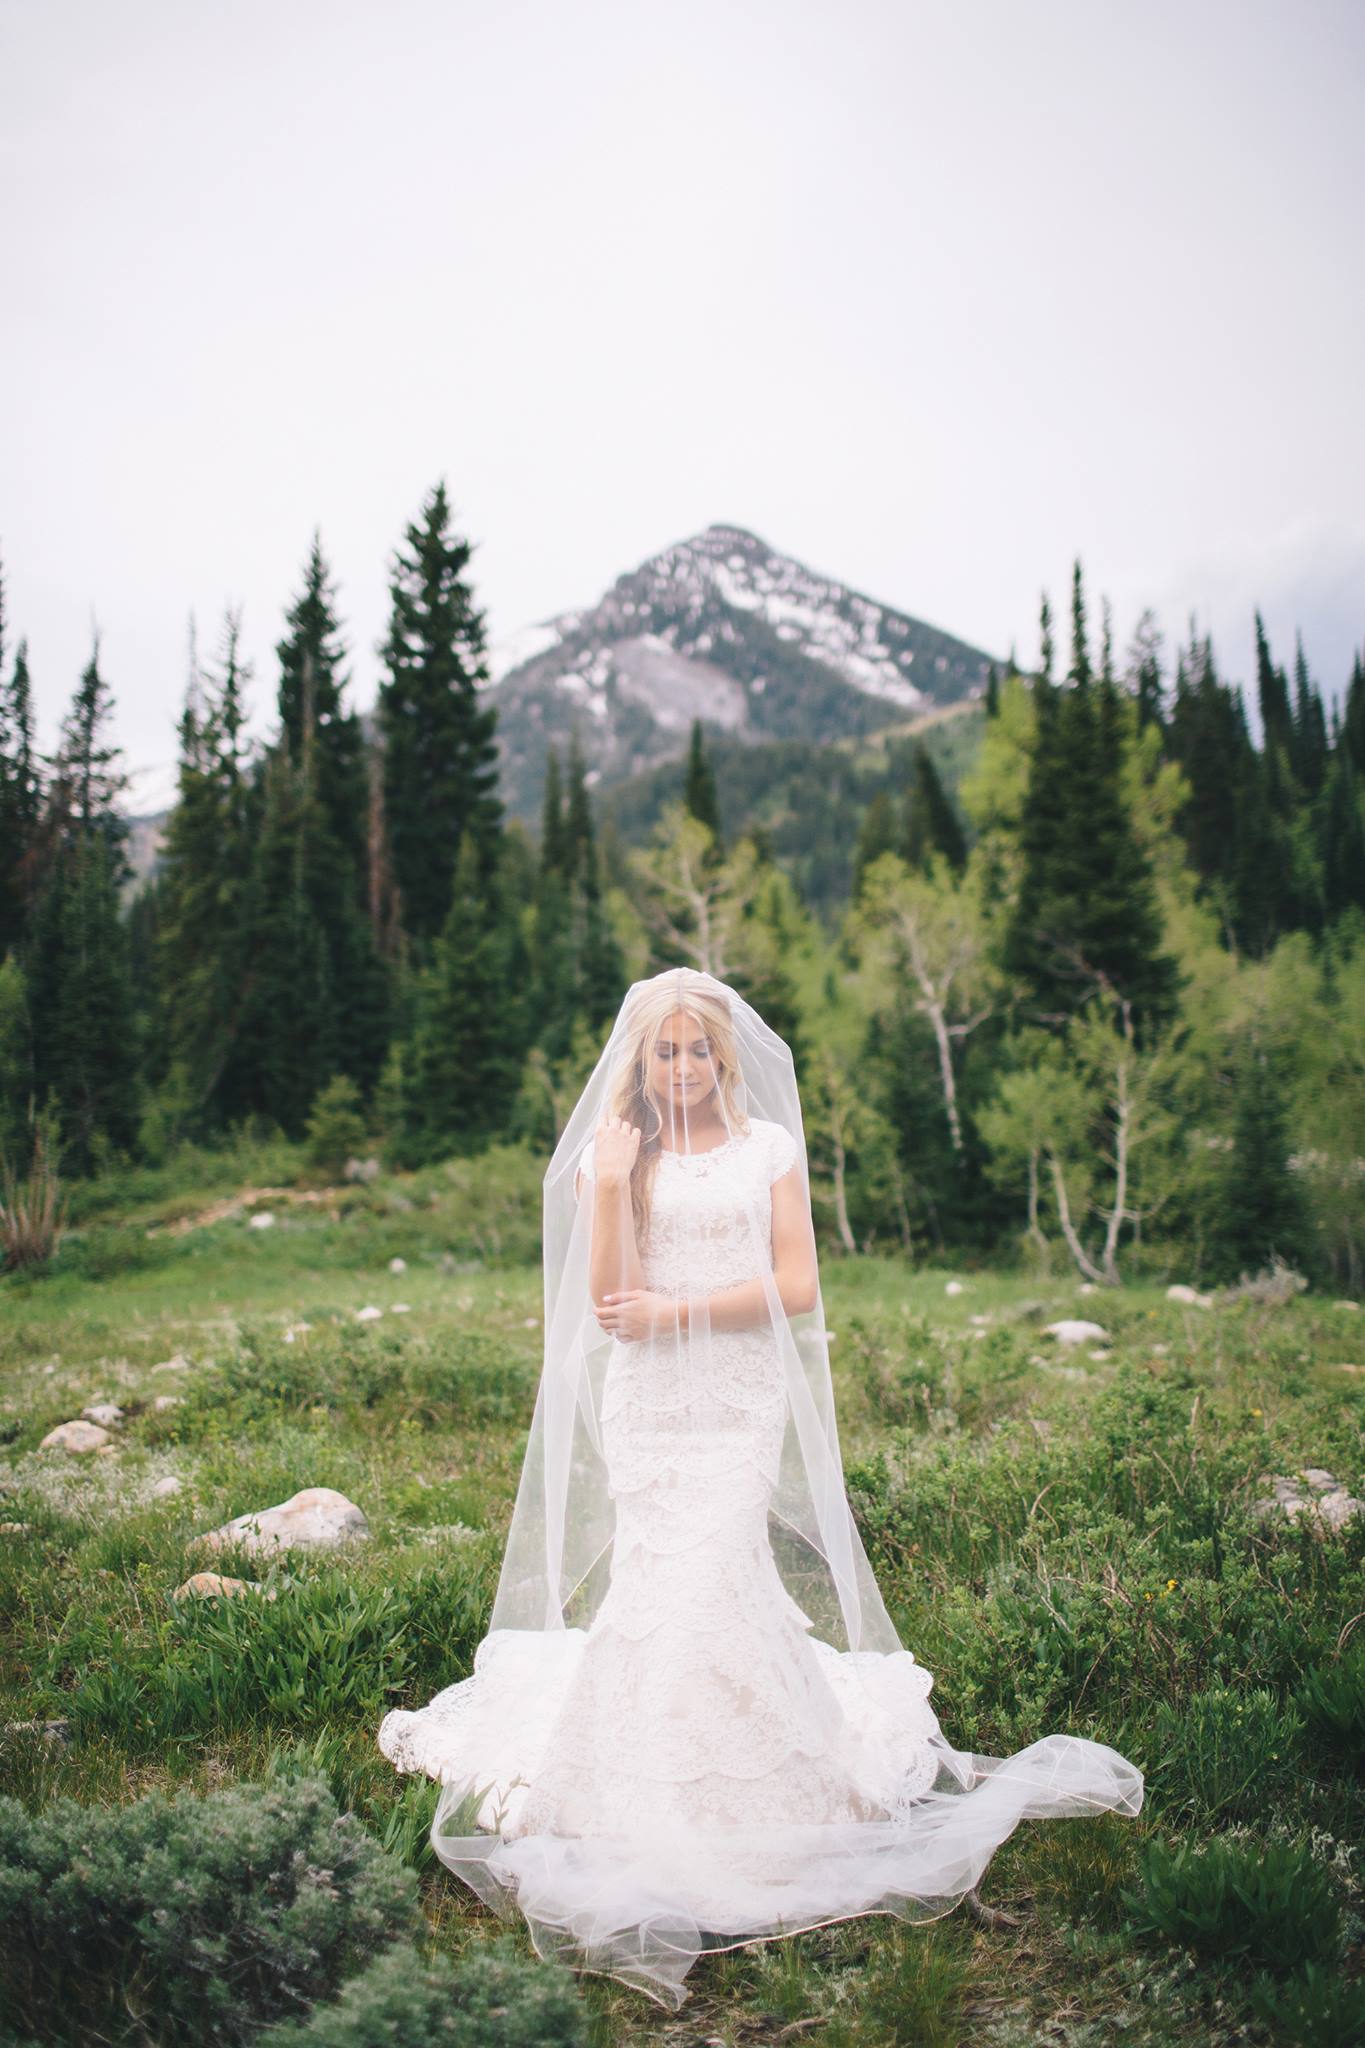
[490, 963, 900, 1657]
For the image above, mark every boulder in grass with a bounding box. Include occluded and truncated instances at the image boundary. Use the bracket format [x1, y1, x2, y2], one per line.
[388, 1256, 407, 1273]
[1042, 1319, 1109, 1347]
[149, 1475, 183, 1498]
[1166, 1283, 1214, 1308]
[173, 1571, 277, 1600]
[354, 1304, 383, 1322]
[944, 1280, 964, 1296]
[248, 1211, 275, 1230]
[81, 1402, 125, 1427]
[1253, 1467, 1364, 1535]
[151, 1353, 192, 1374]
[39, 1419, 111, 1454]
[194, 1485, 370, 1558]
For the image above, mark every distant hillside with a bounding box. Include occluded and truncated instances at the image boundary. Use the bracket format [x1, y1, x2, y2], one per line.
[486, 523, 1003, 820]
[597, 696, 986, 923]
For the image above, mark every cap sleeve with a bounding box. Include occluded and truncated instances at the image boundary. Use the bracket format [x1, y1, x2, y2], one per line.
[575, 1136, 596, 1191]
[766, 1121, 799, 1185]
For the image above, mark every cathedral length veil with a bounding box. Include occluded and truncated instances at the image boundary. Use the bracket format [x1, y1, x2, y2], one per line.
[377, 966, 1144, 2008]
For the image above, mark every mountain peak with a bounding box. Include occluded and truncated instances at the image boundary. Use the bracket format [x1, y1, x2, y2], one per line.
[485, 524, 1001, 818]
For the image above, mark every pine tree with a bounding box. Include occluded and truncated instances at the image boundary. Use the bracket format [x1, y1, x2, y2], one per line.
[276, 532, 369, 877]
[0, 633, 42, 957]
[1290, 630, 1328, 798]
[404, 830, 525, 1159]
[154, 610, 257, 1122]
[222, 742, 332, 1136]
[852, 790, 899, 899]
[378, 481, 503, 945]
[904, 743, 967, 874]
[1067, 559, 1092, 689]
[23, 635, 139, 1174]
[683, 718, 722, 848]
[1125, 609, 1166, 733]
[0, 951, 34, 1168]
[1004, 665, 1180, 1039]
[1038, 592, 1054, 682]
[1218, 1038, 1310, 1277]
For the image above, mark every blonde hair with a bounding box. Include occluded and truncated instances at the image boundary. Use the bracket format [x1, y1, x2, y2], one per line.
[605, 971, 749, 1238]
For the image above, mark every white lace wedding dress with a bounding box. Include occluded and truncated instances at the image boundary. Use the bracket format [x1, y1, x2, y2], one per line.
[377, 1118, 1143, 2004]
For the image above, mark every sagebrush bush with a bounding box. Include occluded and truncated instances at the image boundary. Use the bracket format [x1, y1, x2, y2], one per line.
[1122, 1832, 1342, 1976]
[0, 1771, 418, 2045]
[257, 1935, 587, 2047]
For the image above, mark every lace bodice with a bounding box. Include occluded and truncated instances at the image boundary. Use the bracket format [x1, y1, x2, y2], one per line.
[576, 1118, 799, 1299]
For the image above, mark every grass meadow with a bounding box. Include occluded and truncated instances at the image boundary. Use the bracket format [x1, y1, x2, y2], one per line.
[1, 1137, 1362, 2045]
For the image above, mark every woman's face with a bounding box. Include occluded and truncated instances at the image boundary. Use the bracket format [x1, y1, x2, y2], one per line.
[647, 1009, 720, 1121]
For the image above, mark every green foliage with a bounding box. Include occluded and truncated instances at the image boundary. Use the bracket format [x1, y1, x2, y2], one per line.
[1145, 1684, 1304, 1819]
[61, 1559, 493, 1752]
[256, 1936, 588, 2048]
[305, 1074, 370, 1178]
[377, 480, 503, 945]
[0, 1771, 418, 2045]
[1295, 1639, 1365, 1769]
[1122, 1832, 1342, 1976]
[1246, 1958, 1365, 2046]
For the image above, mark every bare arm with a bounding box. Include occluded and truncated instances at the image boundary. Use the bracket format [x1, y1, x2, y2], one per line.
[576, 1117, 646, 1305]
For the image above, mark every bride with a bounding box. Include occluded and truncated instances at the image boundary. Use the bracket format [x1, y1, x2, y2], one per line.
[377, 966, 1143, 2007]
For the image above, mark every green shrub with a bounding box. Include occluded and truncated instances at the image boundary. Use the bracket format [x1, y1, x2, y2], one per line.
[64, 1561, 494, 1751]
[0, 1771, 418, 2045]
[257, 1936, 588, 2047]
[1146, 1684, 1304, 1818]
[1247, 1959, 1365, 2047]
[1122, 1832, 1342, 1976]
[305, 1077, 371, 1180]
[1295, 1640, 1365, 1771]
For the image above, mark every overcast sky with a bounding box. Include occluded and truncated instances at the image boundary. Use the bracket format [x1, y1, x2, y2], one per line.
[3, 0, 1362, 812]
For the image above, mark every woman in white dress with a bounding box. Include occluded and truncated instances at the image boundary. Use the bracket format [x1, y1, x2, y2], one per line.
[378, 967, 1143, 2008]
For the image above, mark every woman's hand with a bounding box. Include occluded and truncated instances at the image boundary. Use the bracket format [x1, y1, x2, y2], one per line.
[594, 1115, 641, 1184]
[594, 1288, 677, 1340]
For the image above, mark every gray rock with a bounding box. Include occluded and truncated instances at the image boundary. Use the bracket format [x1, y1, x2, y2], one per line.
[39, 1419, 111, 1453]
[194, 1485, 370, 1558]
[1253, 1467, 1364, 1535]
[81, 1401, 125, 1427]
[1042, 1319, 1109, 1346]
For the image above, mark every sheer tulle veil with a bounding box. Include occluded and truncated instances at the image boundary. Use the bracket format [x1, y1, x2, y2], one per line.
[388, 965, 1144, 2008]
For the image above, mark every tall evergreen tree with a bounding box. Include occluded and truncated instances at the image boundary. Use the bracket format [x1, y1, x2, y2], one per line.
[1218, 1038, 1310, 1278]
[23, 635, 139, 1174]
[852, 789, 899, 899]
[0, 631, 42, 957]
[276, 532, 368, 877]
[404, 830, 525, 1159]
[1290, 630, 1328, 798]
[683, 718, 722, 848]
[903, 743, 967, 874]
[1004, 667, 1180, 1039]
[378, 481, 503, 945]
[154, 610, 256, 1121]
[1125, 609, 1166, 733]
[1067, 559, 1092, 689]
[1038, 591, 1054, 682]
